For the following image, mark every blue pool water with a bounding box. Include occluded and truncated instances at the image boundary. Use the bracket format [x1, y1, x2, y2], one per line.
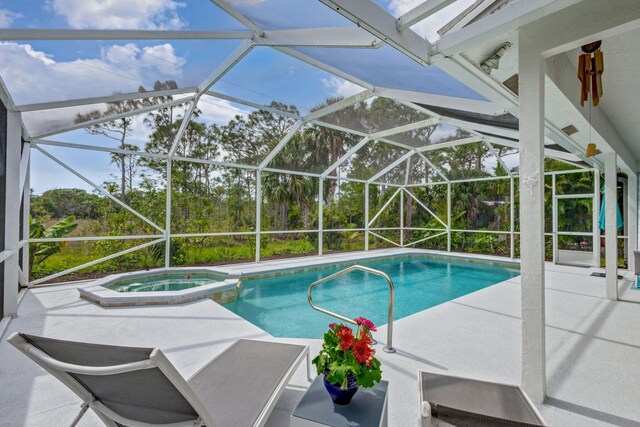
[224, 255, 519, 338]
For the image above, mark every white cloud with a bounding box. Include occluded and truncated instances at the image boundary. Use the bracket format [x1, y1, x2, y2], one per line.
[0, 8, 21, 27]
[386, 0, 476, 41]
[197, 98, 249, 126]
[0, 42, 186, 104]
[48, 0, 186, 30]
[139, 44, 185, 77]
[322, 76, 365, 98]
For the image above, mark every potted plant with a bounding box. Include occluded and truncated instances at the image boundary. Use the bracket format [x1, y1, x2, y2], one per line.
[312, 317, 382, 405]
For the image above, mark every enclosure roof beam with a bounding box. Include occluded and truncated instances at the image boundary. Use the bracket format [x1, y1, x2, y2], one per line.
[392, 99, 520, 144]
[209, 0, 263, 34]
[168, 100, 199, 158]
[398, 100, 518, 138]
[369, 151, 414, 183]
[303, 89, 375, 122]
[369, 118, 439, 139]
[376, 137, 415, 152]
[482, 133, 583, 165]
[197, 40, 254, 95]
[378, 87, 507, 116]
[312, 121, 368, 138]
[205, 91, 303, 119]
[15, 87, 197, 113]
[28, 95, 194, 140]
[321, 137, 371, 178]
[174, 156, 258, 171]
[417, 136, 482, 152]
[0, 29, 253, 41]
[0, 74, 15, 111]
[439, 116, 520, 139]
[416, 151, 449, 182]
[257, 120, 305, 171]
[438, 0, 495, 36]
[33, 139, 167, 160]
[256, 27, 380, 48]
[317, 0, 431, 65]
[397, 0, 457, 30]
[484, 140, 512, 177]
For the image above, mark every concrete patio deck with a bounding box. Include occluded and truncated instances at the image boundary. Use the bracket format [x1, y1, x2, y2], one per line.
[1, 250, 639, 426]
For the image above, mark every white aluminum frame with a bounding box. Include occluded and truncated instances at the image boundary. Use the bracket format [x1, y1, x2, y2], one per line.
[0, 0, 605, 288]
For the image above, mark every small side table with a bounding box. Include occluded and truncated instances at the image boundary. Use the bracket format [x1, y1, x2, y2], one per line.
[291, 376, 389, 427]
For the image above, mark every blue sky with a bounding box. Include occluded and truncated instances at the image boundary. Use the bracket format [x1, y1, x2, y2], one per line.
[0, 0, 479, 193]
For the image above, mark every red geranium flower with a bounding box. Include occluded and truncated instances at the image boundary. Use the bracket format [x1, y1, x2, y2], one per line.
[336, 326, 354, 350]
[354, 317, 377, 332]
[328, 323, 336, 331]
[352, 338, 375, 364]
[359, 329, 372, 344]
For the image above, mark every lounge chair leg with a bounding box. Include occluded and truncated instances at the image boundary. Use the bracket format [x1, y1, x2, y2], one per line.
[70, 402, 90, 427]
[306, 352, 312, 382]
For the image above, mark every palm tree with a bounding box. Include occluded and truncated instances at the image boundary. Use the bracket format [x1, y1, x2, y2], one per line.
[307, 98, 360, 202]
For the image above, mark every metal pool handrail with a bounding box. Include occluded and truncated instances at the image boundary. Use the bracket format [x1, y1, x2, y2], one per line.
[307, 265, 395, 353]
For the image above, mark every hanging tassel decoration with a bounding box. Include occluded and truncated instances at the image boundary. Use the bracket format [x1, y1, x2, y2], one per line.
[578, 41, 603, 107]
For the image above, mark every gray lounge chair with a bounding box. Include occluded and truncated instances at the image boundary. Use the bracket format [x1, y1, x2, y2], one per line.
[418, 370, 547, 426]
[8, 332, 310, 427]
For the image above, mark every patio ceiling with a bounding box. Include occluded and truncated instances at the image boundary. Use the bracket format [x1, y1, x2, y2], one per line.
[434, 0, 640, 173]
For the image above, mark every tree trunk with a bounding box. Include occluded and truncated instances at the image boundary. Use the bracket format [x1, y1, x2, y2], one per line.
[120, 121, 127, 203]
[280, 202, 287, 237]
[405, 190, 414, 241]
[404, 157, 415, 241]
[273, 202, 278, 231]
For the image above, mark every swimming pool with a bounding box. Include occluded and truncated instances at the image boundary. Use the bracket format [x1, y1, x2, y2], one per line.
[224, 255, 519, 338]
[107, 272, 224, 293]
[79, 269, 238, 307]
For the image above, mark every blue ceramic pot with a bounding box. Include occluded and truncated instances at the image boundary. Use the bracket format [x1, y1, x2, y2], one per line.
[323, 370, 359, 405]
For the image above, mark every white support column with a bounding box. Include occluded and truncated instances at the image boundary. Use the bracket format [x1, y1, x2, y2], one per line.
[552, 174, 557, 263]
[4, 110, 21, 317]
[365, 183, 370, 251]
[400, 189, 404, 247]
[604, 152, 618, 300]
[255, 171, 262, 262]
[318, 179, 324, 255]
[19, 142, 30, 196]
[594, 170, 601, 268]
[447, 182, 451, 252]
[21, 144, 30, 284]
[164, 159, 172, 268]
[518, 33, 546, 402]
[510, 177, 515, 259]
[623, 177, 629, 268]
[628, 173, 637, 273]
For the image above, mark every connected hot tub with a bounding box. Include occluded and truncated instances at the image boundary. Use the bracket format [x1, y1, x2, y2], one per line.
[79, 268, 239, 307]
